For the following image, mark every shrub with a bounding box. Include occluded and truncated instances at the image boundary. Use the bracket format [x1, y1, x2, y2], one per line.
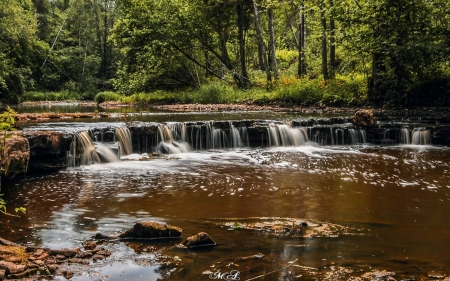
[94, 91, 121, 104]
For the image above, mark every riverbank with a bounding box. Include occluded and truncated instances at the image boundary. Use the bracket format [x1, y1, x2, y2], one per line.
[13, 100, 450, 120]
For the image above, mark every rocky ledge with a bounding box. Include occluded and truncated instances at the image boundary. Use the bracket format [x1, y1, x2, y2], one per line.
[0, 133, 29, 179]
[0, 237, 111, 280]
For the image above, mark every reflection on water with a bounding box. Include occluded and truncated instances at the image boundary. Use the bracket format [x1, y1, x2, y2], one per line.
[2, 146, 450, 279]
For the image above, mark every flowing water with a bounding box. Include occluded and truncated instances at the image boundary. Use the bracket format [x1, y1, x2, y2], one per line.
[2, 110, 450, 280]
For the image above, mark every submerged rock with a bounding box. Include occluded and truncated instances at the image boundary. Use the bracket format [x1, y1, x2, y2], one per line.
[119, 222, 182, 239]
[182, 232, 216, 248]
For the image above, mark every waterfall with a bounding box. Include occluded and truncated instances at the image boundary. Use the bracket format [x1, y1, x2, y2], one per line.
[230, 122, 243, 148]
[115, 127, 133, 156]
[360, 129, 367, 144]
[412, 129, 431, 145]
[400, 128, 411, 144]
[68, 131, 119, 167]
[335, 129, 344, 145]
[348, 129, 358, 145]
[157, 124, 191, 154]
[267, 123, 308, 147]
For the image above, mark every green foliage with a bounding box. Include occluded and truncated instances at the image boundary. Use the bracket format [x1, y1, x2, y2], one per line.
[0, 106, 17, 131]
[0, 194, 26, 217]
[21, 91, 82, 102]
[94, 91, 122, 104]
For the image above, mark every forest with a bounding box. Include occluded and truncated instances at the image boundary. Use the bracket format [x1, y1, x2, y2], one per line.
[0, 0, 449, 107]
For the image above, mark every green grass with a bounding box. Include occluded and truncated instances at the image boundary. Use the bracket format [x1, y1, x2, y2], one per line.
[21, 91, 82, 102]
[94, 91, 122, 103]
[23, 74, 368, 107]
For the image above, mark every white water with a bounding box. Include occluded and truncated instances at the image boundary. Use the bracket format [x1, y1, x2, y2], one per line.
[267, 124, 308, 147]
[115, 127, 133, 156]
[69, 131, 119, 166]
[412, 129, 431, 145]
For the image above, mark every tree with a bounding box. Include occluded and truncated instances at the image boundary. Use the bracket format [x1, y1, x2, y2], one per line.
[0, 0, 42, 104]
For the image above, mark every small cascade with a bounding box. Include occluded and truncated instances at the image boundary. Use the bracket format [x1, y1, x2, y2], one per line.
[335, 129, 345, 145]
[157, 124, 191, 154]
[412, 129, 431, 145]
[348, 129, 358, 145]
[68, 131, 119, 167]
[230, 122, 243, 148]
[115, 127, 133, 156]
[267, 123, 308, 147]
[400, 128, 411, 144]
[360, 129, 367, 144]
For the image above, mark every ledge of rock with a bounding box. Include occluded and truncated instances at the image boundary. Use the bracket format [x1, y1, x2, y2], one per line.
[182, 232, 216, 248]
[118, 222, 182, 239]
[20, 131, 72, 173]
[0, 133, 30, 179]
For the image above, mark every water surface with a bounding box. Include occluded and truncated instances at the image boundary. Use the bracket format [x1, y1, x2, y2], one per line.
[2, 145, 450, 280]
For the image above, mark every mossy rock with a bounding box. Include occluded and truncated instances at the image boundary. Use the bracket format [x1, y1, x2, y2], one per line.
[119, 222, 182, 239]
[182, 232, 216, 248]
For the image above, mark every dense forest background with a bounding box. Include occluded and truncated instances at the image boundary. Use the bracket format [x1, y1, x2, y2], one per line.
[0, 0, 449, 107]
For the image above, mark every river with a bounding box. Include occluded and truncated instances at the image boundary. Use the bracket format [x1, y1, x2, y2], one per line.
[1, 107, 449, 280]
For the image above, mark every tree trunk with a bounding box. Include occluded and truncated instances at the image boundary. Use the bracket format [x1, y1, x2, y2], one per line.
[203, 33, 212, 78]
[297, 4, 307, 77]
[237, 0, 249, 86]
[258, 40, 265, 71]
[320, 7, 329, 79]
[252, 0, 271, 84]
[329, 0, 336, 76]
[268, 7, 278, 81]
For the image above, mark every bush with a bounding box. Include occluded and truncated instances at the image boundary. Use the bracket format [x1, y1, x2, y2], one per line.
[94, 91, 121, 104]
[21, 91, 82, 102]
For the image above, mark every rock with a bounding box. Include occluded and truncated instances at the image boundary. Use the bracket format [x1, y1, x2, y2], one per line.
[34, 249, 43, 256]
[63, 269, 74, 279]
[26, 262, 39, 269]
[94, 233, 115, 240]
[7, 268, 37, 279]
[0, 134, 30, 179]
[33, 259, 45, 266]
[0, 237, 19, 247]
[46, 264, 58, 274]
[75, 251, 93, 259]
[21, 131, 73, 173]
[182, 232, 216, 248]
[92, 254, 105, 262]
[119, 222, 182, 239]
[49, 249, 79, 258]
[83, 241, 96, 250]
[0, 261, 27, 274]
[351, 109, 376, 127]
[96, 250, 111, 257]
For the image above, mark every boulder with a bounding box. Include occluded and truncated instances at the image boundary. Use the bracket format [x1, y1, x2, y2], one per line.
[182, 232, 216, 248]
[351, 109, 376, 127]
[0, 133, 30, 179]
[119, 222, 182, 239]
[49, 249, 79, 258]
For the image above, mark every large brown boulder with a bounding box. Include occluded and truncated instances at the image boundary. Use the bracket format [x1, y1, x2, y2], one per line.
[0, 133, 30, 179]
[119, 222, 182, 239]
[351, 109, 376, 127]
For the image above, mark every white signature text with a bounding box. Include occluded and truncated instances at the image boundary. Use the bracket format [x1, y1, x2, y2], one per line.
[209, 270, 240, 280]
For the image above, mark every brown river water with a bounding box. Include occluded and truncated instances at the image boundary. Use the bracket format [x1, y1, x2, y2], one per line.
[1, 110, 450, 280]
